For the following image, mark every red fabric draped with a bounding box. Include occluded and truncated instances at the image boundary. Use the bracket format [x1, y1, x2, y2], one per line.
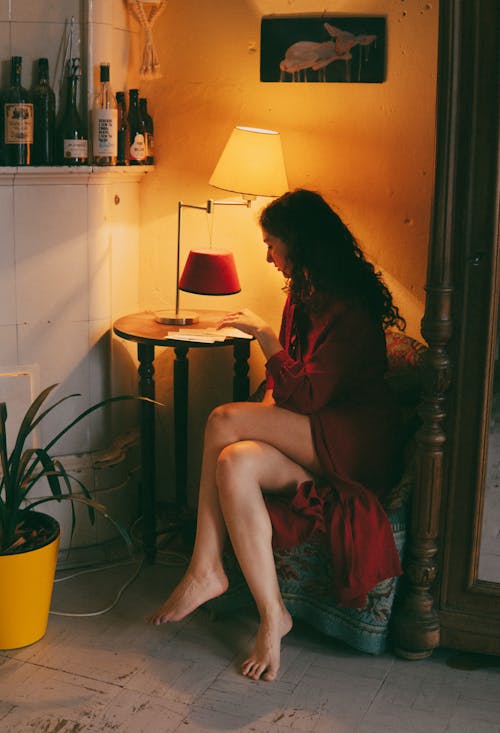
[264, 296, 404, 608]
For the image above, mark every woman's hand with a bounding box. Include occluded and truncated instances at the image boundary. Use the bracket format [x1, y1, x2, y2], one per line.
[217, 308, 267, 337]
[217, 309, 282, 360]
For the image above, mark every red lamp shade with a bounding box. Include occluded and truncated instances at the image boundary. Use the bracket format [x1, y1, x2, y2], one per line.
[179, 249, 241, 295]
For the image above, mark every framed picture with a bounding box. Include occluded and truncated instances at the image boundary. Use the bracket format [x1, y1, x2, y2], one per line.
[260, 16, 386, 83]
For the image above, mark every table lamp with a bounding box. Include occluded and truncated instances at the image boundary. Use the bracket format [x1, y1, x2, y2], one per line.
[155, 126, 288, 325]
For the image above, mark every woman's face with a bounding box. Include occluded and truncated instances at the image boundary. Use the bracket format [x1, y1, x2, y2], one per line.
[262, 229, 291, 277]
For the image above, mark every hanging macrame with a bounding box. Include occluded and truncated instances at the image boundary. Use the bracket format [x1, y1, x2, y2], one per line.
[128, 1, 167, 79]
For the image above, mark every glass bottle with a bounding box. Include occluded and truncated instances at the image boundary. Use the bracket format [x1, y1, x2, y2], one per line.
[139, 97, 154, 165]
[57, 58, 88, 166]
[3, 56, 33, 166]
[92, 63, 117, 165]
[32, 58, 56, 165]
[116, 91, 128, 165]
[127, 89, 146, 165]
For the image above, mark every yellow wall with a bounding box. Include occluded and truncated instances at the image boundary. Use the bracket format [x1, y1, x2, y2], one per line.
[129, 0, 438, 503]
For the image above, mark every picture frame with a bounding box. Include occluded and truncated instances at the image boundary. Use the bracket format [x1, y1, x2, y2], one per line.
[260, 16, 387, 83]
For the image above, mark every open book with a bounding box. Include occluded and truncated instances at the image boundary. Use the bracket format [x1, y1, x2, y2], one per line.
[165, 327, 253, 343]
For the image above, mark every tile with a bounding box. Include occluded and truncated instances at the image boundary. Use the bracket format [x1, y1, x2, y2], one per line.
[12, 625, 149, 688]
[2, 561, 500, 733]
[0, 186, 15, 325]
[14, 184, 89, 325]
[112, 0, 132, 32]
[0, 3, 10, 22]
[0, 26, 10, 88]
[0, 371, 34, 453]
[91, 21, 115, 78]
[92, 0, 113, 26]
[87, 319, 113, 451]
[11, 1, 80, 23]
[17, 320, 92, 452]
[83, 688, 187, 733]
[0, 661, 122, 731]
[10, 22, 68, 105]
[450, 695, 500, 727]
[111, 26, 132, 94]
[87, 187, 112, 321]
[0, 326, 18, 366]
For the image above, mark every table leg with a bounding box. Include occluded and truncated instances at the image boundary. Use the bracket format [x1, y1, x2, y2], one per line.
[233, 339, 251, 401]
[137, 342, 156, 562]
[173, 344, 189, 512]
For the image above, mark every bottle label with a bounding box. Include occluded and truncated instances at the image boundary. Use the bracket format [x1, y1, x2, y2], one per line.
[93, 109, 117, 156]
[130, 132, 146, 161]
[5, 103, 34, 144]
[63, 138, 88, 160]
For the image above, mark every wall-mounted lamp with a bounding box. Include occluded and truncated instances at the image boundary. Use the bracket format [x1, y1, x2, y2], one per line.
[155, 126, 288, 325]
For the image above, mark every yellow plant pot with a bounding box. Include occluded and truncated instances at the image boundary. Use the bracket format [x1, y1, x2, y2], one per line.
[0, 513, 60, 650]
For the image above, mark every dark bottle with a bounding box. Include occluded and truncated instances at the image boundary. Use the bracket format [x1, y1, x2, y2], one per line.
[3, 56, 33, 166]
[139, 97, 154, 165]
[32, 58, 56, 165]
[57, 58, 88, 165]
[116, 91, 128, 165]
[127, 89, 146, 165]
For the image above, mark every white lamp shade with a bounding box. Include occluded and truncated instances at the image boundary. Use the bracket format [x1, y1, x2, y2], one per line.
[209, 126, 288, 197]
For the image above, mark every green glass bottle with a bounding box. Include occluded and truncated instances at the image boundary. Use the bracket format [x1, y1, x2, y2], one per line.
[32, 58, 56, 165]
[57, 58, 88, 165]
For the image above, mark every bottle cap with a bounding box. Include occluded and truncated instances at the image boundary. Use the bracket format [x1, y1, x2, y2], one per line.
[99, 63, 110, 83]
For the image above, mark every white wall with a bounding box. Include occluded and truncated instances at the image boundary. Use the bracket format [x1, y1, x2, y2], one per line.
[0, 1, 142, 453]
[0, 1, 144, 548]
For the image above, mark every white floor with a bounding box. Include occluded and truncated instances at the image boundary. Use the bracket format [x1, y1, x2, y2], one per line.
[1, 550, 500, 733]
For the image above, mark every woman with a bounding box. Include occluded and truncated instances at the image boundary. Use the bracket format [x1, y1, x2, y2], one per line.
[147, 189, 406, 682]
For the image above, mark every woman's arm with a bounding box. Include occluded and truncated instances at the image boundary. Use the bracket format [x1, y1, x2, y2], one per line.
[217, 309, 282, 361]
[261, 388, 276, 406]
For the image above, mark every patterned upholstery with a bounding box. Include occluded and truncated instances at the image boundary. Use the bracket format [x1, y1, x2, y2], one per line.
[206, 330, 426, 655]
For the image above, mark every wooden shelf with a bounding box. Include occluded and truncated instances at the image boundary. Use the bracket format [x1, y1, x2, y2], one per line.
[0, 165, 154, 185]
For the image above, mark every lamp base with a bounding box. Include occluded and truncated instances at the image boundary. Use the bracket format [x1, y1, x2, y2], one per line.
[154, 310, 200, 325]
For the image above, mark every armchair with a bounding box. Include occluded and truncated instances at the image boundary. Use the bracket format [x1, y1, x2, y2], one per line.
[207, 329, 426, 655]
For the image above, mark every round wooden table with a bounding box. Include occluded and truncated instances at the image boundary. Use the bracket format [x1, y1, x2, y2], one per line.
[113, 310, 251, 560]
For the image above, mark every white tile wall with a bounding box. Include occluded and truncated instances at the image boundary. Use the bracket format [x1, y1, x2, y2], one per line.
[0, 1, 146, 547]
[0, 326, 18, 364]
[87, 184, 112, 321]
[0, 0, 142, 460]
[0, 369, 35, 452]
[0, 185, 15, 325]
[10, 0, 80, 23]
[14, 184, 89, 324]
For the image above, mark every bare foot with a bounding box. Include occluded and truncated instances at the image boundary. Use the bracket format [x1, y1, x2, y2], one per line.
[146, 567, 229, 624]
[241, 605, 293, 681]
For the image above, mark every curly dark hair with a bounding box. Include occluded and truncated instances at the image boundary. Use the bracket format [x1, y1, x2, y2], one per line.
[259, 189, 405, 330]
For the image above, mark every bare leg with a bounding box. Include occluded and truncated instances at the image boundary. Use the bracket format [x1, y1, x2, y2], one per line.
[216, 439, 314, 681]
[146, 414, 231, 623]
[147, 402, 322, 632]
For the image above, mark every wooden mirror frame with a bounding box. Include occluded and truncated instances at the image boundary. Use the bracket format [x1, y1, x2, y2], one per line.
[391, 0, 500, 658]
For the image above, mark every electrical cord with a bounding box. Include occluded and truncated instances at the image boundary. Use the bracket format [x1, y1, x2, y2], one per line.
[50, 557, 144, 617]
[49, 515, 190, 618]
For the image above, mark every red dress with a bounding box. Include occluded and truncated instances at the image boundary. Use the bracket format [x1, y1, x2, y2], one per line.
[264, 295, 404, 608]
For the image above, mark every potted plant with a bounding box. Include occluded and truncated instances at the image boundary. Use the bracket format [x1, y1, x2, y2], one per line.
[0, 384, 137, 650]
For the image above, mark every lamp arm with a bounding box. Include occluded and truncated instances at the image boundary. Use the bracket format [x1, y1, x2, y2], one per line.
[176, 201, 210, 315]
[175, 196, 251, 313]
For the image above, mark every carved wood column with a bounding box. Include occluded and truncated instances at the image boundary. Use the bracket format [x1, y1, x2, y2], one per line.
[391, 0, 459, 658]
